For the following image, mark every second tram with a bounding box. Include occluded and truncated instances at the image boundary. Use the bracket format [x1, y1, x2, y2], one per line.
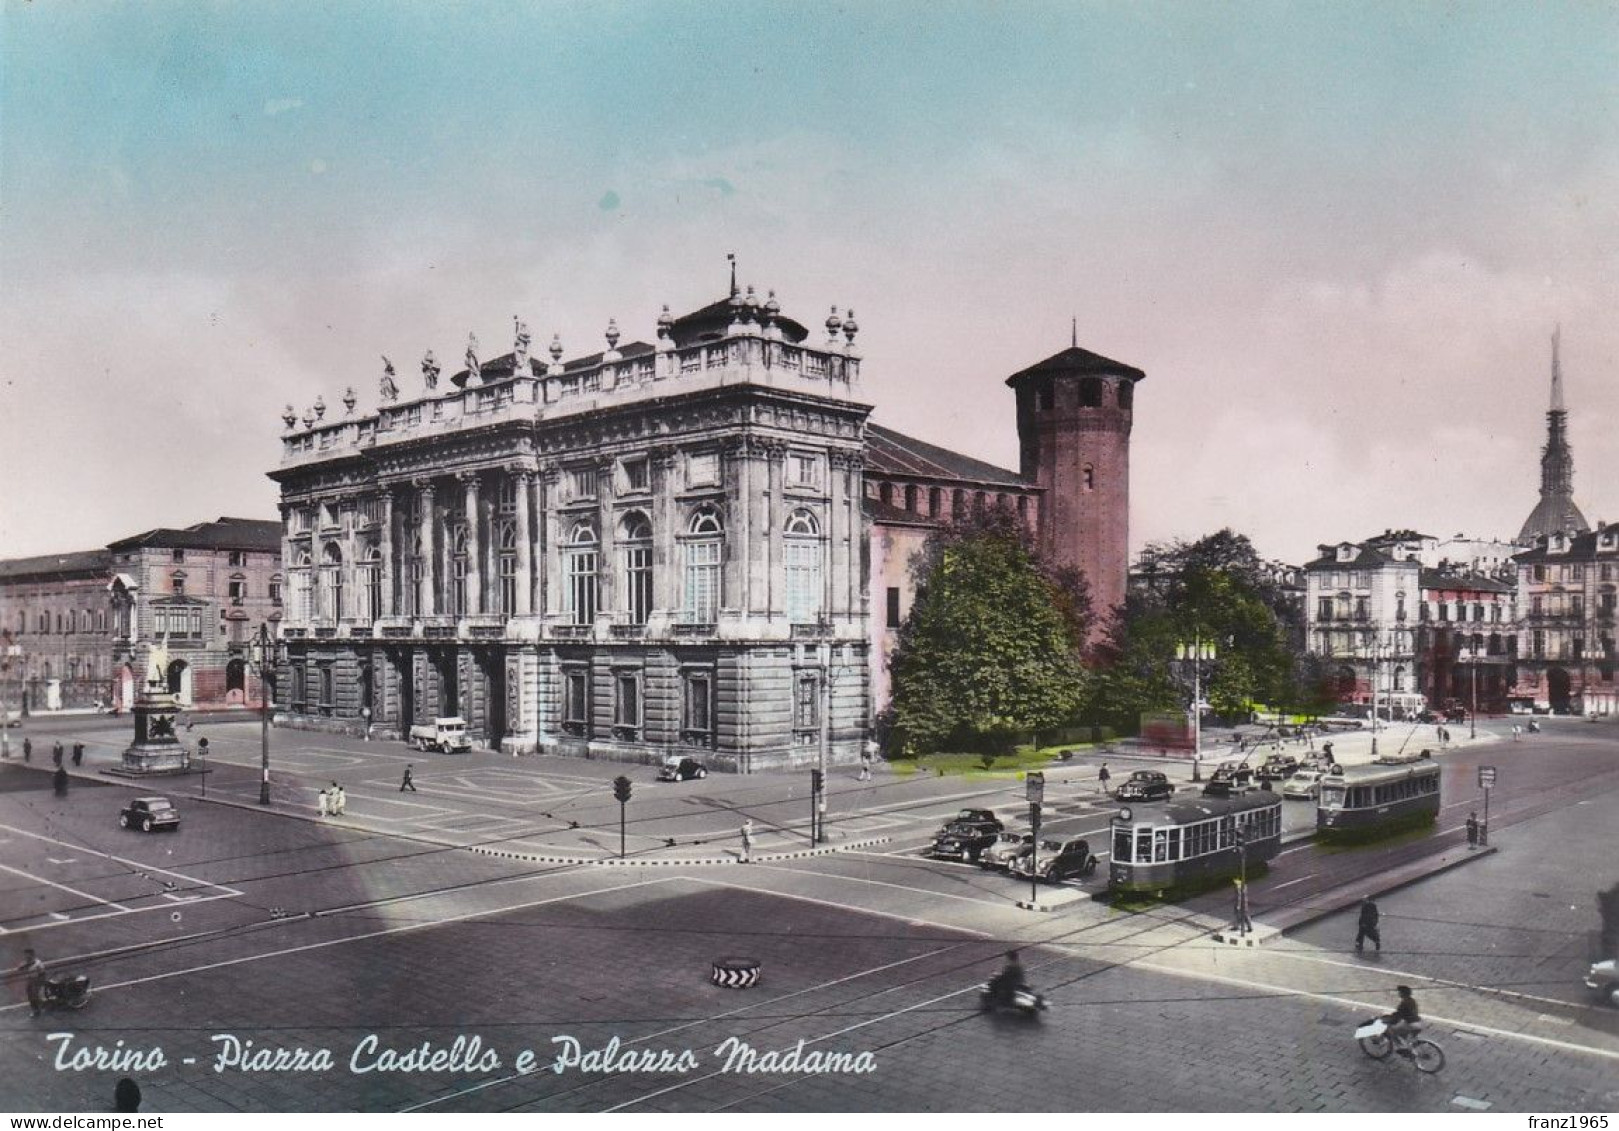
[1316, 754, 1441, 841]
[1109, 791, 1284, 894]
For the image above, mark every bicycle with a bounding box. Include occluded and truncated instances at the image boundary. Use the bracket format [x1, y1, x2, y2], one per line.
[1355, 1018, 1445, 1073]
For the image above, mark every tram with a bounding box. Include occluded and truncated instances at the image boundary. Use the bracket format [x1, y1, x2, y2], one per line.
[1315, 754, 1441, 841]
[1108, 791, 1284, 894]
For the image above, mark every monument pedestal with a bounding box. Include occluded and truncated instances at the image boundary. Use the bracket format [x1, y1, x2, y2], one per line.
[108, 687, 193, 777]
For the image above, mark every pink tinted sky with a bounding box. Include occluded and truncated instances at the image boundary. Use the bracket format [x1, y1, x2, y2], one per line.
[2, 3, 1615, 565]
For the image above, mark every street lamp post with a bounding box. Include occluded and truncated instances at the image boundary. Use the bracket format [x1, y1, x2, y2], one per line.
[1470, 648, 1479, 740]
[247, 623, 287, 807]
[1177, 635, 1216, 782]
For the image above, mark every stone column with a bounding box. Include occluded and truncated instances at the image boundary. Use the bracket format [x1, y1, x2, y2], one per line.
[651, 447, 681, 617]
[721, 438, 747, 616]
[765, 443, 787, 617]
[828, 452, 851, 620]
[540, 464, 562, 617]
[379, 490, 395, 618]
[595, 459, 616, 624]
[513, 468, 534, 617]
[738, 438, 760, 615]
[460, 472, 482, 616]
[417, 480, 437, 617]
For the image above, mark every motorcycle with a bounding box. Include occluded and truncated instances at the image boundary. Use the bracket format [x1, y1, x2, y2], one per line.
[1527, 720, 1541, 733]
[36, 974, 92, 1012]
[978, 979, 1047, 1017]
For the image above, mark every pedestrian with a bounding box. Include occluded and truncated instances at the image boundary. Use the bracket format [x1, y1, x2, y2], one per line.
[1465, 811, 1480, 848]
[331, 783, 346, 817]
[859, 740, 875, 781]
[1098, 762, 1111, 796]
[22, 737, 31, 762]
[317, 788, 329, 818]
[1355, 896, 1382, 953]
[740, 819, 753, 863]
[400, 764, 417, 792]
[52, 741, 63, 767]
[1233, 877, 1253, 935]
[71, 743, 84, 767]
[14, 948, 46, 1017]
[53, 767, 68, 796]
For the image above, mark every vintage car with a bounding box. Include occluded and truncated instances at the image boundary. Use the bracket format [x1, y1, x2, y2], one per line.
[1281, 770, 1326, 800]
[1585, 958, 1619, 1007]
[656, 756, 708, 781]
[979, 830, 1036, 870]
[1115, 770, 1174, 803]
[119, 796, 180, 833]
[1009, 837, 1098, 883]
[928, 811, 1003, 862]
[1254, 754, 1301, 782]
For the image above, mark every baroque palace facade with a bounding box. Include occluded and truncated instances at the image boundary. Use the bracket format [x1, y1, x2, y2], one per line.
[270, 282, 1143, 769]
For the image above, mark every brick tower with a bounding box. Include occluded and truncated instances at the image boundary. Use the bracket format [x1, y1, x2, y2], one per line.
[1007, 339, 1144, 635]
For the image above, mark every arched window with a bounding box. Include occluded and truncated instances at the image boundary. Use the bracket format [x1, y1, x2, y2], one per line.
[565, 522, 599, 625]
[497, 523, 518, 616]
[620, 512, 653, 626]
[784, 509, 823, 624]
[321, 542, 344, 621]
[1393, 665, 1406, 691]
[1082, 464, 1095, 491]
[359, 542, 382, 622]
[450, 525, 470, 616]
[683, 508, 723, 623]
[292, 548, 314, 622]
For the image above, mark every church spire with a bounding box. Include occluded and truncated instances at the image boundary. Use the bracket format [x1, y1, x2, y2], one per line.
[1517, 325, 1589, 542]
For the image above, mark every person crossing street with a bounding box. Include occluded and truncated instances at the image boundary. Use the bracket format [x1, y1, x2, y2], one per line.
[1356, 896, 1382, 953]
[400, 765, 417, 792]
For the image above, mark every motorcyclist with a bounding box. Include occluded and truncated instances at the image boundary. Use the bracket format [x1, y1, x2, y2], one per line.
[991, 949, 1027, 1006]
[1383, 985, 1421, 1053]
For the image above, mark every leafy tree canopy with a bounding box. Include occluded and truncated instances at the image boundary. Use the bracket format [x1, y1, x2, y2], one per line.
[888, 506, 1089, 755]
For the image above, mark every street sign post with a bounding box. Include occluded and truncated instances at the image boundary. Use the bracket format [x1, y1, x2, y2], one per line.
[1025, 771, 1044, 805]
[1477, 765, 1496, 846]
[1028, 800, 1043, 904]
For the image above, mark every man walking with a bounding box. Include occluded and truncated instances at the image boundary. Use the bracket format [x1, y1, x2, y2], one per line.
[331, 783, 346, 817]
[22, 737, 30, 762]
[858, 740, 875, 782]
[71, 743, 84, 767]
[1098, 763, 1112, 796]
[400, 765, 417, 792]
[14, 948, 46, 1017]
[1356, 896, 1382, 953]
[52, 741, 63, 767]
[740, 819, 753, 863]
[1465, 811, 1480, 848]
[317, 788, 330, 818]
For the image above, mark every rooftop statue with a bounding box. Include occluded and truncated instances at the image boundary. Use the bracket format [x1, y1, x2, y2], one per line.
[379, 356, 400, 402]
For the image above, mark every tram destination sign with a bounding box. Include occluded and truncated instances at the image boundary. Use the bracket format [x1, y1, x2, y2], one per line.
[1478, 765, 1498, 788]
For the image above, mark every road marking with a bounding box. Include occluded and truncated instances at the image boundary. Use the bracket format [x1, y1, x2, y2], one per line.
[1132, 958, 1619, 1063]
[684, 873, 996, 938]
[1246, 948, 1586, 1011]
[0, 861, 131, 912]
[0, 875, 685, 1010]
[1270, 876, 1312, 890]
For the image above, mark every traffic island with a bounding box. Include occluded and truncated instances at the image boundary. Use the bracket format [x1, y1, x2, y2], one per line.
[1015, 887, 1092, 913]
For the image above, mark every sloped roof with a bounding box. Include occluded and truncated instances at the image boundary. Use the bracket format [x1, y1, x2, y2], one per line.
[1418, 568, 1513, 594]
[107, 517, 282, 553]
[0, 549, 111, 581]
[1302, 544, 1402, 570]
[864, 423, 1032, 489]
[1513, 526, 1618, 563]
[668, 294, 811, 347]
[1004, 345, 1145, 390]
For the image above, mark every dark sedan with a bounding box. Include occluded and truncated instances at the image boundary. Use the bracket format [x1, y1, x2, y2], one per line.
[1115, 770, 1174, 802]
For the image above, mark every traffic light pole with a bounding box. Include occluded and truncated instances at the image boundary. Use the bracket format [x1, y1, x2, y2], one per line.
[612, 776, 632, 858]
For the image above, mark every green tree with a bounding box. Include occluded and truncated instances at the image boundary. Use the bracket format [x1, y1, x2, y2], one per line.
[888, 507, 1088, 755]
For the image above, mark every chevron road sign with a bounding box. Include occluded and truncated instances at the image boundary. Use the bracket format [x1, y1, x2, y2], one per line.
[711, 957, 762, 988]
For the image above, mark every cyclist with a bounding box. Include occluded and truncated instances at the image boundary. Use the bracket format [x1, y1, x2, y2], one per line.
[1383, 985, 1421, 1054]
[990, 949, 1027, 1006]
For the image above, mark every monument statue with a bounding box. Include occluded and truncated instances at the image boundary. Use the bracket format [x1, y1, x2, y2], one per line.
[421, 349, 440, 390]
[464, 332, 481, 387]
[379, 356, 400, 402]
[148, 635, 170, 689]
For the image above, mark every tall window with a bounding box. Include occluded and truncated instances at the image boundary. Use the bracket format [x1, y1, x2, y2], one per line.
[228, 578, 247, 603]
[621, 513, 653, 626]
[497, 523, 518, 615]
[682, 670, 713, 746]
[887, 587, 902, 628]
[784, 509, 823, 624]
[563, 669, 589, 735]
[450, 525, 470, 616]
[614, 671, 641, 738]
[683, 508, 723, 622]
[292, 549, 313, 621]
[565, 523, 599, 625]
[321, 543, 344, 621]
[794, 672, 820, 745]
[171, 573, 186, 596]
[359, 544, 382, 622]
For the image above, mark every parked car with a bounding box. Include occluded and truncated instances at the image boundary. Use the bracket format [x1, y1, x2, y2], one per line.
[1281, 770, 1326, 800]
[1212, 760, 1254, 785]
[120, 797, 180, 833]
[1585, 958, 1619, 1006]
[656, 756, 708, 782]
[1115, 770, 1174, 802]
[1010, 837, 1098, 883]
[947, 808, 1001, 827]
[929, 819, 1002, 863]
[1255, 754, 1300, 782]
[1201, 777, 1246, 798]
[979, 830, 1035, 870]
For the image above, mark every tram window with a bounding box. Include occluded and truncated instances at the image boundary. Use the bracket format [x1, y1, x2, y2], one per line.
[1135, 829, 1152, 863]
[1113, 827, 1132, 861]
[1167, 828, 1182, 861]
[1321, 784, 1345, 807]
[1154, 830, 1168, 862]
